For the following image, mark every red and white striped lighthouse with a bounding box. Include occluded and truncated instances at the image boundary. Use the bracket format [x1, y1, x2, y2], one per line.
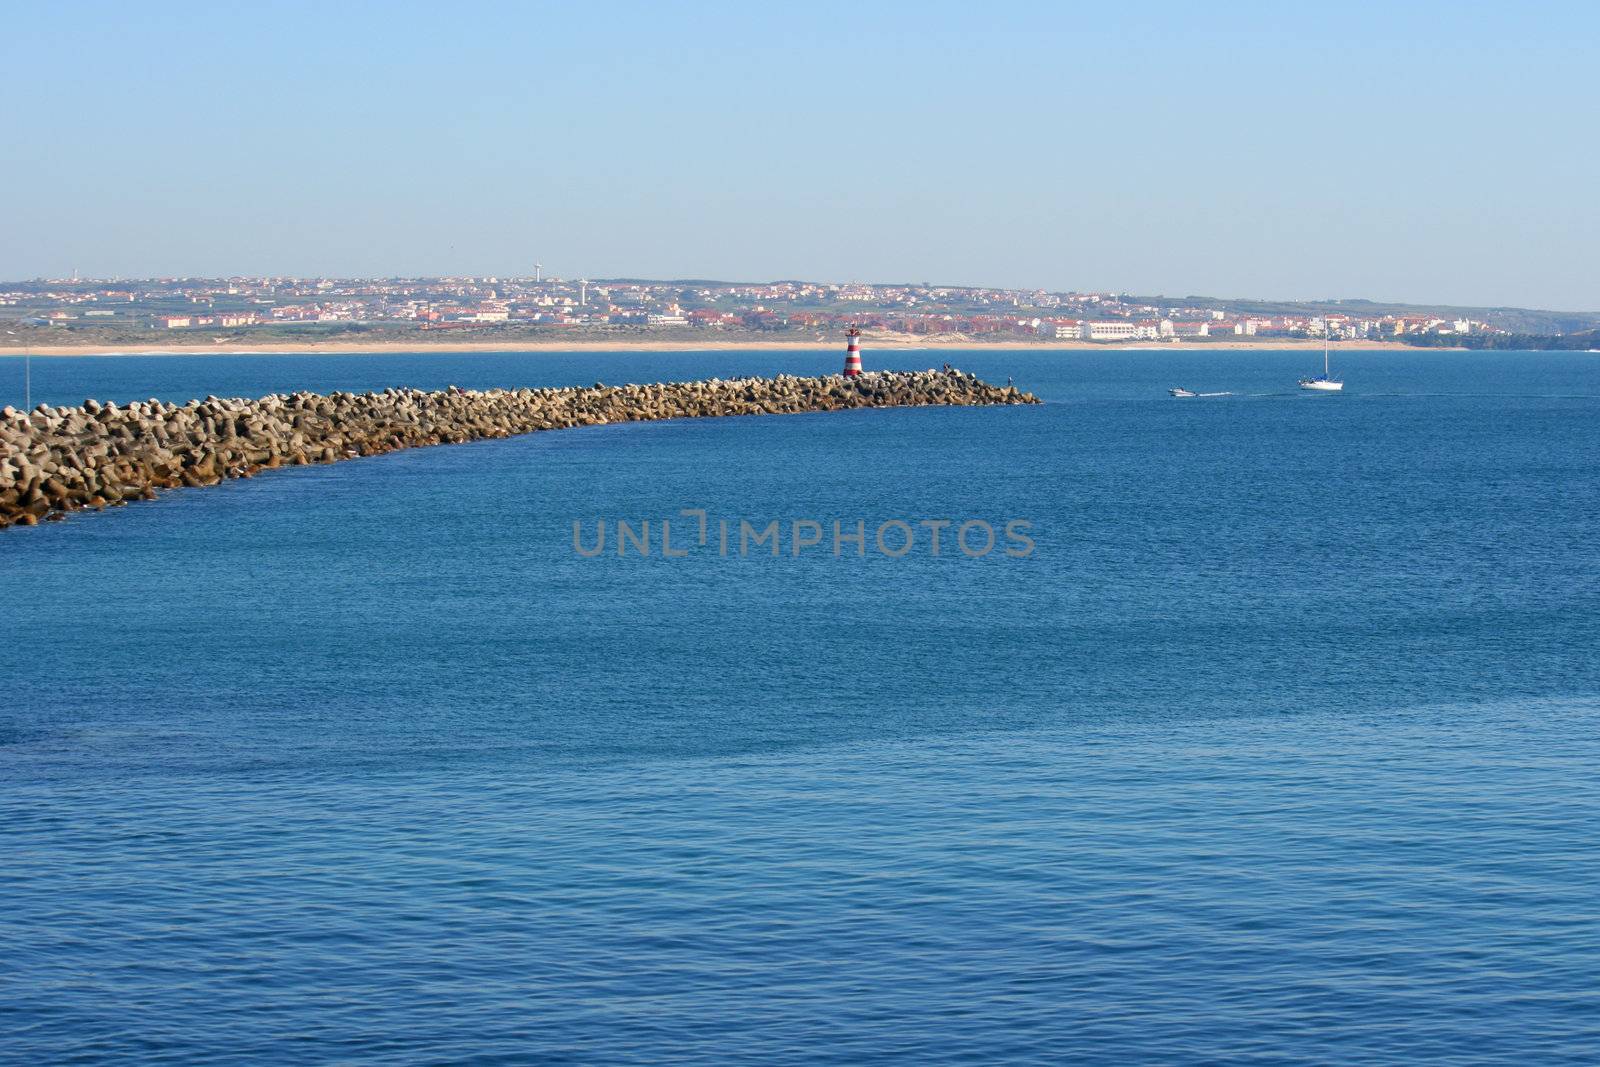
[842, 326, 863, 377]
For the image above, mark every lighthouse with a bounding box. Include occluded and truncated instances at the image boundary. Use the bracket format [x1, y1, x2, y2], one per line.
[842, 326, 863, 377]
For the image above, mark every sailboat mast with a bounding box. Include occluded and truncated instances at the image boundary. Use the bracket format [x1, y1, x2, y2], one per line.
[1324, 320, 1330, 377]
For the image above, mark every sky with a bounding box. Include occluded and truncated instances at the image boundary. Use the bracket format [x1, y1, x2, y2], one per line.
[2, 1, 1596, 310]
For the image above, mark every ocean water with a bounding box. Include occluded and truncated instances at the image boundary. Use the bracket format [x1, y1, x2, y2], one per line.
[3, 348, 1599, 1064]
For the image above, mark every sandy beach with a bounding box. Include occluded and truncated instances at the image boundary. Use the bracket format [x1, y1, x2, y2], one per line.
[0, 336, 1437, 357]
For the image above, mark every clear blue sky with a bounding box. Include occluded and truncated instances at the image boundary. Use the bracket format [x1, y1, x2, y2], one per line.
[2, 1, 1596, 309]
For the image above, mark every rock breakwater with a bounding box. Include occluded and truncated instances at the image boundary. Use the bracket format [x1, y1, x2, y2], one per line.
[0, 370, 1038, 529]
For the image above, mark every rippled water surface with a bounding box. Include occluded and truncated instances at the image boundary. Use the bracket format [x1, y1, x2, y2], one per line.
[4, 349, 1599, 1064]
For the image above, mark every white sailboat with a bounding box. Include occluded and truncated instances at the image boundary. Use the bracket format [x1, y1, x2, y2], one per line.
[1299, 324, 1343, 391]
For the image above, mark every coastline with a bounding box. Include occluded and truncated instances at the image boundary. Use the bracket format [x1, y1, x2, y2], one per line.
[0, 337, 1442, 357]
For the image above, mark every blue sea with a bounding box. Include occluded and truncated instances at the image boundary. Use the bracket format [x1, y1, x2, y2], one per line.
[4, 348, 1599, 1064]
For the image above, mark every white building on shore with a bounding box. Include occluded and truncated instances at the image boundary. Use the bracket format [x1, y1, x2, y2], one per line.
[1084, 321, 1157, 341]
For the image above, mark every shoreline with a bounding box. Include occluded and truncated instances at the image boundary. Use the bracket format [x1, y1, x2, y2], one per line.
[0, 337, 1444, 357]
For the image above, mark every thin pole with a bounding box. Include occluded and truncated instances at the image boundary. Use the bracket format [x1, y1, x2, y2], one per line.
[4, 330, 24, 410]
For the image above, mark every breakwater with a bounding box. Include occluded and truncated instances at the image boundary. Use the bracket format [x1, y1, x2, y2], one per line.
[0, 370, 1038, 529]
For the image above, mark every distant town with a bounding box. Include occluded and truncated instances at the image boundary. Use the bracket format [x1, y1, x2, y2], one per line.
[3, 275, 1598, 349]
